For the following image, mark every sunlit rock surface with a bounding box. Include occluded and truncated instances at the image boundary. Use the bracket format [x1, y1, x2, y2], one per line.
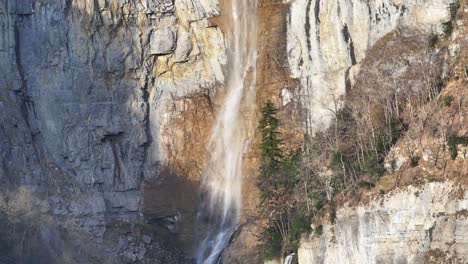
[287, 0, 455, 134]
[292, 0, 468, 262]
[298, 182, 468, 264]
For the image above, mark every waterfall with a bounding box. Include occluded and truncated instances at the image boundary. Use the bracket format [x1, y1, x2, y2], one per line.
[284, 253, 296, 264]
[195, 0, 257, 263]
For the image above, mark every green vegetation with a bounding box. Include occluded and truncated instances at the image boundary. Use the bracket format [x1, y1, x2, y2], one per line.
[448, 0, 460, 21]
[430, 125, 439, 136]
[314, 225, 323, 236]
[261, 226, 282, 260]
[256, 62, 455, 259]
[285, 213, 310, 255]
[257, 97, 407, 260]
[329, 110, 404, 189]
[441, 95, 453, 107]
[257, 101, 309, 260]
[410, 155, 420, 167]
[442, 0, 460, 38]
[447, 135, 468, 159]
[442, 21, 454, 39]
[259, 101, 282, 166]
[429, 34, 438, 48]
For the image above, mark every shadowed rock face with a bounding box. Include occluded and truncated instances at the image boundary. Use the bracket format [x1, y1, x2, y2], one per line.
[0, 0, 223, 262]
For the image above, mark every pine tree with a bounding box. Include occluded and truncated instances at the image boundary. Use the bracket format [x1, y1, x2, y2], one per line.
[258, 101, 282, 197]
[257, 101, 306, 260]
[259, 101, 282, 169]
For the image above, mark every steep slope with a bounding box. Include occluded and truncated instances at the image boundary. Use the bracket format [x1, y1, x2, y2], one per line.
[295, 0, 468, 262]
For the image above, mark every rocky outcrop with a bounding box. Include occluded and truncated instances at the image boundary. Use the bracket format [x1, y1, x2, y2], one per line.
[0, 0, 225, 262]
[287, 0, 457, 134]
[1, 0, 467, 262]
[298, 182, 468, 264]
[288, 0, 468, 263]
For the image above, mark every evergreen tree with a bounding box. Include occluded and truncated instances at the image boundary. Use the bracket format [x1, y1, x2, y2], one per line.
[258, 101, 283, 201]
[259, 101, 282, 164]
[257, 101, 307, 261]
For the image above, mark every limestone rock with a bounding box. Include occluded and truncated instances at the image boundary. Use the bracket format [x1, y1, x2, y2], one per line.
[150, 28, 176, 55]
[0, 0, 224, 262]
[298, 182, 468, 264]
[174, 27, 192, 62]
[287, 0, 456, 134]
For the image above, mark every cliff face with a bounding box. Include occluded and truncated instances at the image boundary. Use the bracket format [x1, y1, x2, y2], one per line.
[0, 0, 224, 262]
[291, 0, 468, 262]
[286, 0, 457, 134]
[299, 182, 468, 264]
[0, 0, 467, 263]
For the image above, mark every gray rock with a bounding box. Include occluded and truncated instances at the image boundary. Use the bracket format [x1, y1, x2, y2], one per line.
[287, 0, 458, 134]
[0, 0, 224, 262]
[298, 182, 468, 264]
[143, 235, 152, 244]
[150, 28, 176, 55]
[174, 27, 192, 62]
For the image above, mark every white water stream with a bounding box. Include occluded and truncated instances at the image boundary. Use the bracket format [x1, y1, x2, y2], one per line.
[195, 0, 257, 263]
[284, 253, 296, 264]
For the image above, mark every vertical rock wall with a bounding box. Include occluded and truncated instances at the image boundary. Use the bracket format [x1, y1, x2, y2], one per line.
[298, 182, 468, 264]
[287, 0, 455, 134]
[0, 0, 226, 262]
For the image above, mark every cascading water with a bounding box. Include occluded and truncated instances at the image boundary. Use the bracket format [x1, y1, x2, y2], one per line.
[195, 0, 257, 263]
[284, 253, 296, 264]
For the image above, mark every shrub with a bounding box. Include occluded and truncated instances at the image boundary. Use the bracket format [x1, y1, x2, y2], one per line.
[410, 155, 420, 167]
[429, 34, 438, 48]
[289, 213, 310, 252]
[430, 125, 439, 136]
[442, 0, 460, 39]
[259, 212, 310, 260]
[388, 118, 405, 145]
[442, 21, 454, 38]
[261, 226, 282, 260]
[330, 152, 345, 170]
[358, 179, 376, 189]
[315, 225, 323, 236]
[449, 0, 461, 18]
[258, 101, 309, 260]
[329, 206, 337, 224]
[314, 196, 327, 212]
[362, 153, 385, 177]
[447, 135, 468, 159]
[441, 95, 453, 107]
[335, 107, 355, 136]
